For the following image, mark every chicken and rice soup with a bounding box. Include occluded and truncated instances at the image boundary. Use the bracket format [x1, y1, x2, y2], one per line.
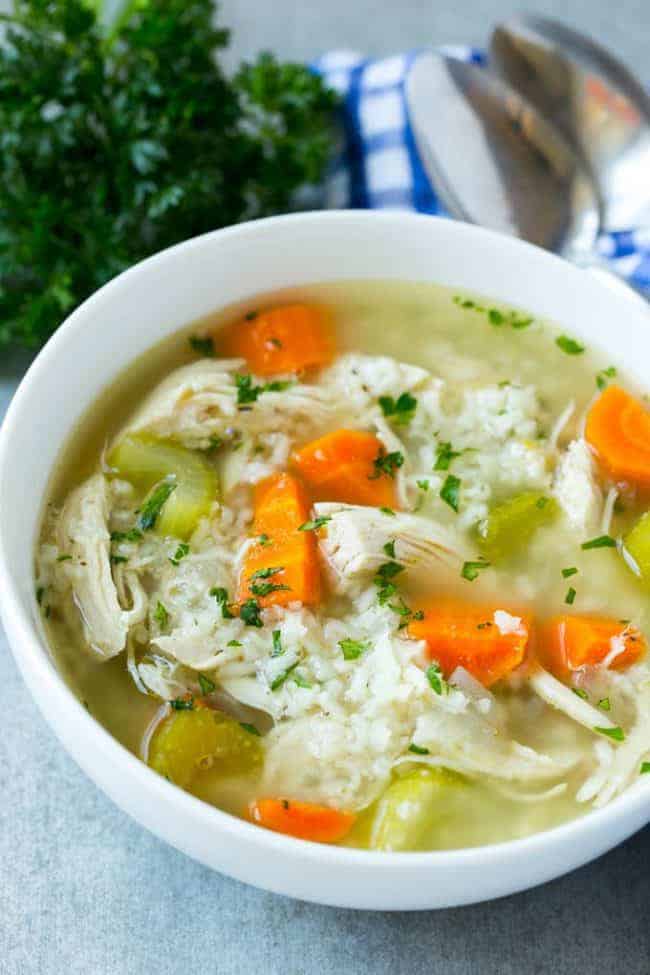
[37, 281, 650, 850]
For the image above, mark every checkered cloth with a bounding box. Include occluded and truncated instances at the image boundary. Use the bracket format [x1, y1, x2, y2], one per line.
[313, 48, 650, 294]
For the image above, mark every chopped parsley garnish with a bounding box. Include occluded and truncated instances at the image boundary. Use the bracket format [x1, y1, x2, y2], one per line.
[292, 671, 312, 689]
[434, 442, 461, 471]
[271, 630, 283, 657]
[408, 743, 430, 755]
[257, 533, 272, 546]
[556, 335, 585, 355]
[378, 391, 417, 426]
[245, 310, 258, 321]
[206, 435, 224, 453]
[369, 448, 404, 480]
[374, 561, 405, 604]
[596, 366, 617, 390]
[536, 497, 550, 509]
[339, 638, 370, 661]
[198, 673, 215, 695]
[595, 725, 625, 742]
[56, 553, 72, 562]
[240, 722, 260, 736]
[154, 601, 169, 630]
[581, 535, 617, 550]
[248, 566, 289, 597]
[189, 334, 214, 357]
[416, 479, 430, 491]
[440, 474, 461, 512]
[36, 586, 45, 605]
[598, 697, 611, 711]
[298, 516, 331, 532]
[270, 661, 298, 690]
[461, 559, 490, 582]
[380, 506, 395, 516]
[235, 373, 261, 405]
[138, 480, 176, 531]
[110, 554, 128, 564]
[170, 697, 194, 711]
[250, 566, 283, 580]
[565, 586, 577, 605]
[235, 373, 293, 406]
[572, 688, 588, 700]
[488, 308, 504, 325]
[110, 528, 143, 543]
[426, 662, 447, 695]
[453, 296, 532, 329]
[210, 586, 235, 619]
[227, 640, 242, 647]
[562, 567, 578, 578]
[641, 762, 650, 774]
[383, 539, 396, 559]
[169, 542, 190, 566]
[240, 598, 263, 628]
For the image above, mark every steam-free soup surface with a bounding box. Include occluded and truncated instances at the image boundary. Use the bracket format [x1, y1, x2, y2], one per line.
[38, 280, 650, 851]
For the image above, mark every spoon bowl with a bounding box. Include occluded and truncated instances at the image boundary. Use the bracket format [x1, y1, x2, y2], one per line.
[405, 51, 601, 258]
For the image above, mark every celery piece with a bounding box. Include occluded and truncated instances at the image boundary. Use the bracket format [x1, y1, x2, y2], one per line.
[369, 767, 465, 852]
[478, 492, 558, 562]
[148, 708, 263, 789]
[623, 511, 650, 587]
[108, 435, 218, 540]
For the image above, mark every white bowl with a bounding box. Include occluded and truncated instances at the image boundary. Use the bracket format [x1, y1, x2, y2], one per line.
[1, 211, 649, 910]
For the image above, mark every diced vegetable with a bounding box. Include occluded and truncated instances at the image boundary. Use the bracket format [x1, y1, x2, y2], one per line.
[541, 615, 646, 678]
[623, 511, 650, 587]
[477, 492, 558, 562]
[369, 767, 465, 852]
[219, 304, 334, 376]
[108, 435, 218, 540]
[409, 601, 531, 686]
[292, 429, 398, 508]
[148, 707, 263, 789]
[248, 798, 355, 843]
[585, 386, 650, 489]
[237, 472, 321, 608]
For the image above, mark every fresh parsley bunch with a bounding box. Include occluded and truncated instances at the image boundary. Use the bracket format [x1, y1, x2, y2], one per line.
[0, 0, 337, 351]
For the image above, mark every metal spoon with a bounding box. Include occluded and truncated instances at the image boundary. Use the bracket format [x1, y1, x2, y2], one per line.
[404, 50, 601, 260]
[490, 14, 650, 231]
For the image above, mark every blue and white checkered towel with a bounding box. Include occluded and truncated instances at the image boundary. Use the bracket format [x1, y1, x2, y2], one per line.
[313, 48, 650, 293]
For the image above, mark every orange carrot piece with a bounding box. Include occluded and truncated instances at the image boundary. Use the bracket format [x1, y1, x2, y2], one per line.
[541, 615, 646, 678]
[585, 385, 650, 489]
[408, 602, 531, 687]
[219, 304, 334, 376]
[292, 429, 398, 508]
[237, 473, 320, 608]
[249, 798, 356, 843]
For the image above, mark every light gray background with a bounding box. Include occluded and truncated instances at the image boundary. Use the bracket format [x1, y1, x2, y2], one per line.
[1, 2, 650, 973]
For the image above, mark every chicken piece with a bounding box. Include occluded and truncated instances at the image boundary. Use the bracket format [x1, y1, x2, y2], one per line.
[319, 353, 433, 425]
[552, 438, 602, 534]
[56, 475, 131, 659]
[314, 502, 466, 590]
[122, 359, 334, 450]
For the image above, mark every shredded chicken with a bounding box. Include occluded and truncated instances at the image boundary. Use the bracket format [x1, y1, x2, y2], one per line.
[122, 359, 334, 449]
[314, 502, 467, 591]
[56, 475, 134, 659]
[552, 438, 602, 534]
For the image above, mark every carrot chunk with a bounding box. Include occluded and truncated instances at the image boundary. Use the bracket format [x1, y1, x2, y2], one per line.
[292, 429, 398, 508]
[585, 385, 650, 489]
[237, 473, 320, 608]
[249, 798, 356, 843]
[408, 602, 531, 687]
[541, 615, 646, 678]
[219, 304, 334, 376]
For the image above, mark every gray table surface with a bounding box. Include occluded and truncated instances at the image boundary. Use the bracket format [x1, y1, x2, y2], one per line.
[2, 3, 650, 973]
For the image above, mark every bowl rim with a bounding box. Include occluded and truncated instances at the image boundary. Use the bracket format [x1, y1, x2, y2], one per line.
[1, 208, 649, 879]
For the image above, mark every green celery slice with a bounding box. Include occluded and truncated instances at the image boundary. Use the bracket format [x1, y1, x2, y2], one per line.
[108, 435, 218, 540]
[477, 491, 558, 562]
[148, 708, 263, 789]
[369, 767, 465, 852]
[623, 511, 650, 587]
